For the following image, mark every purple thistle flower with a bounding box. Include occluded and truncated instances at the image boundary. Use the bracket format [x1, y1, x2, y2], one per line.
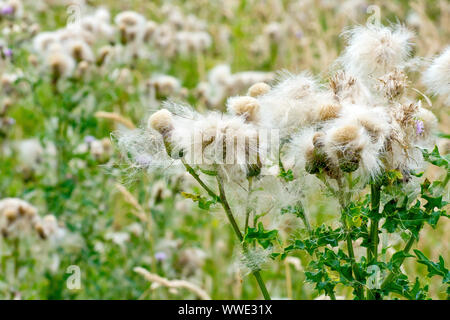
[415, 119, 424, 135]
[84, 135, 96, 144]
[3, 48, 12, 58]
[155, 252, 167, 262]
[0, 6, 14, 15]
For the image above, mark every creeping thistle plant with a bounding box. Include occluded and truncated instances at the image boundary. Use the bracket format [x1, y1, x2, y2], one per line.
[118, 22, 449, 300]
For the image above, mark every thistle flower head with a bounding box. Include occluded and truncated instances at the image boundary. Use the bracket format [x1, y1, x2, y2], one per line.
[413, 106, 437, 147]
[64, 39, 94, 62]
[376, 69, 408, 101]
[247, 82, 271, 97]
[148, 74, 181, 98]
[258, 72, 321, 135]
[46, 50, 75, 78]
[422, 46, 450, 106]
[115, 11, 146, 43]
[320, 109, 386, 178]
[148, 109, 174, 136]
[114, 11, 146, 30]
[0, 198, 40, 238]
[316, 103, 342, 122]
[340, 24, 414, 80]
[33, 32, 58, 54]
[227, 96, 260, 123]
[34, 214, 59, 240]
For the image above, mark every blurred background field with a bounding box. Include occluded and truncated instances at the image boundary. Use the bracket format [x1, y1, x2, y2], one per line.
[0, 0, 448, 299]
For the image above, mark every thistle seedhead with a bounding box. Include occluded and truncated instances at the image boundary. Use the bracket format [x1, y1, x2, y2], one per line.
[148, 109, 174, 136]
[227, 96, 260, 123]
[305, 132, 328, 174]
[331, 124, 359, 145]
[376, 69, 408, 101]
[247, 82, 270, 97]
[422, 46, 450, 106]
[318, 103, 342, 122]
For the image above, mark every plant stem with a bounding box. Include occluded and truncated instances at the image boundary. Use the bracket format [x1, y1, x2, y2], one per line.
[368, 182, 381, 263]
[380, 235, 416, 290]
[367, 182, 382, 299]
[285, 261, 292, 299]
[182, 161, 218, 201]
[301, 207, 312, 236]
[244, 177, 253, 232]
[182, 164, 271, 300]
[216, 174, 271, 300]
[337, 177, 365, 300]
[252, 269, 271, 300]
[216, 175, 244, 242]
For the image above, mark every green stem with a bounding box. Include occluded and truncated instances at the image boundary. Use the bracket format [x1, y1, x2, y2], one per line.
[381, 236, 416, 290]
[216, 174, 271, 300]
[368, 183, 381, 263]
[296, 200, 312, 236]
[301, 208, 312, 236]
[182, 161, 219, 201]
[367, 182, 382, 299]
[441, 172, 449, 189]
[252, 270, 271, 300]
[337, 177, 365, 300]
[216, 174, 243, 242]
[244, 177, 253, 232]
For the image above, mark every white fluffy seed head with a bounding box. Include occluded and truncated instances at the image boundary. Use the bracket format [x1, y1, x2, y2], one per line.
[33, 32, 58, 54]
[258, 72, 321, 135]
[148, 109, 174, 135]
[414, 106, 438, 147]
[422, 46, 450, 106]
[0, 198, 40, 238]
[149, 74, 181, 97]
[171, 112, 262, 181]
[227, 96, 260, 123]
[46, 51, 75, 78]
[247, 82, 271, 97]
[322, 111, 385, 179]
[339, 24, 414, 80]
[115, 11, 146, 29]
[64, 39, 94, 62]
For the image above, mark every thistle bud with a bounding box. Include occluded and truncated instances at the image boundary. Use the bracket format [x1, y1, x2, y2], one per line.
[28, 54, 38, 67]
[331, 125, 362, 172]
[35, 222, 47, 239]
[318, 103, 341, 122]
[247, 82, 270, 97]
[148, 110, 183, 159]
[331, 125, 359, 145]
[337, 149, 361, 173]
[96, 46, 113, 66]
[227, 96, 260, 123]
[305, 133, 328, 174]
[3, 208, 17, 222]
[148, 109, 174, 136]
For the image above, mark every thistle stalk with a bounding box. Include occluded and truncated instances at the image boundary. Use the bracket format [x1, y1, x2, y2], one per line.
[380, 236, 416, 290]
[216, 174, 271, 300]
[180, 157, 271, 299]
[337, 177, 365, 300]
[368, 182, 381, 263]
[244, 177, 253, 232]
[367, 182, 381, 299]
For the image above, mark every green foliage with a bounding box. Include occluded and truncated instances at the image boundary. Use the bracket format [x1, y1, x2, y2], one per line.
[181, 192, 218, 210]
[244, 222, 278, 249]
